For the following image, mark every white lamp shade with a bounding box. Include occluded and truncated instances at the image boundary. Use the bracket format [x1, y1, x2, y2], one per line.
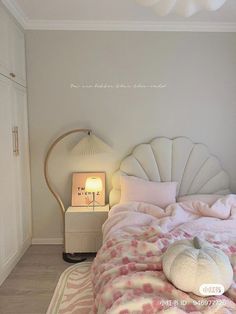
[73, 133, 112, 156]
[85, 177, 103, 192]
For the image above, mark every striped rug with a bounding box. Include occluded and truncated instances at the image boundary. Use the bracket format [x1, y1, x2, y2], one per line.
[47, 262, 93, 314]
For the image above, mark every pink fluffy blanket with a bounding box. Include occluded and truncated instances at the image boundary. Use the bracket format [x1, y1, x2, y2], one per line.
[91, 195, 236, 314]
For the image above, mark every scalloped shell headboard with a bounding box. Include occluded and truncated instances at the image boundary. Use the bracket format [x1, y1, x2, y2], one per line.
[109, 137, 230, 207]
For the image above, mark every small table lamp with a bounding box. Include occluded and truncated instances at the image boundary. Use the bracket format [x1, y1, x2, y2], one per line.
[85, 177, 103, 211]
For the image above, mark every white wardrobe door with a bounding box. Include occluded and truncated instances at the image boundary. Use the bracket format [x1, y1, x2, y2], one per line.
[0, 75, 18, 269]
[12, 83, 32, 246]
[9, 21, 26, 87]
[0, 6, 10, 78]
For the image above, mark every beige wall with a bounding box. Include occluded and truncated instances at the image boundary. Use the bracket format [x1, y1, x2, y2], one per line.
[26, 31, 236, 241]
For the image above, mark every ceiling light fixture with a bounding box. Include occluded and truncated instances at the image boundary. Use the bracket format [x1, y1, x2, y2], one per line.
[136, 0, 227, 17]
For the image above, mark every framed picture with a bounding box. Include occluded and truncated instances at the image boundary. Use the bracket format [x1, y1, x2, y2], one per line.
[71, 172, 106, 207]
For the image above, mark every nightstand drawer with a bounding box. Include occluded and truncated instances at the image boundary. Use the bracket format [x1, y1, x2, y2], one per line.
[65, 232, 103, 253]
[65, 211, 108, 232]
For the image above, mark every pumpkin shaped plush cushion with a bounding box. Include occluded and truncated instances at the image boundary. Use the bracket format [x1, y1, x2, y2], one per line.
[162, 237, 233, 296]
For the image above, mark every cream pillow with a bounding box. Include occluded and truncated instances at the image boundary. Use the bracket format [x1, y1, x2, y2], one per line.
[120, 176, 177, 208]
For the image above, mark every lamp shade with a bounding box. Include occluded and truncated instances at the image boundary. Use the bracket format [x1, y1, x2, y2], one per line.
[85, 177, 103, 192]
[73, 133, 112, 156]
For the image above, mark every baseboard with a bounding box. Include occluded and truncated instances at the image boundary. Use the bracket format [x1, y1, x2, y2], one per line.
[32, 238, 63, 245]
[0, 237, 31, 286]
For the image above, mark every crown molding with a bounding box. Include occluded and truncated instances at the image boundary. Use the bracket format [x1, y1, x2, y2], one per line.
[1, 0, 28, 27]
[2, 0, 236, 32]
[24, 20, 236, 32]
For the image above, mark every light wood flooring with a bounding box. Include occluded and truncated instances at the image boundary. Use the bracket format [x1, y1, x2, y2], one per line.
[0, 245, 71, 314]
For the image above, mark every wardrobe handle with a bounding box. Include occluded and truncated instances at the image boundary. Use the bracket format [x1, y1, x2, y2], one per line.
[12, 127, 17, 155]
[12, 127, 19, 156]
[15, 127, 19, 156]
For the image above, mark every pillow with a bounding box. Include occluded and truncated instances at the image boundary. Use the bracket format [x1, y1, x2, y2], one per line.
[120, 176, 177, 208]
[177, 194, 223, 206]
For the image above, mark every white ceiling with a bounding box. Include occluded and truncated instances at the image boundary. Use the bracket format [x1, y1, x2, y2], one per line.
[2, 0, 236, 31]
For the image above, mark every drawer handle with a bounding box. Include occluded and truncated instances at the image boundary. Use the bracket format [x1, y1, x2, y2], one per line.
[10, 72, 16, 78]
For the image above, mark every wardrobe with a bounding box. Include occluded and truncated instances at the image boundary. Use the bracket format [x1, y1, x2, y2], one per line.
[0, 3, 31, 285]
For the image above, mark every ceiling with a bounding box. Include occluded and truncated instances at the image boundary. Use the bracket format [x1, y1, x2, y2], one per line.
[2, 0, 236, 31]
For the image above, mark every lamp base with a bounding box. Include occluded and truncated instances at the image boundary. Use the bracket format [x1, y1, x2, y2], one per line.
[62, 252, 87, 263]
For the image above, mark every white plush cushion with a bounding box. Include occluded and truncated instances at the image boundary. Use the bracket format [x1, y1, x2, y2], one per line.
[120, 175, 177, 208]
[177, 194, 223, 206]
[163, 237, 233, 296]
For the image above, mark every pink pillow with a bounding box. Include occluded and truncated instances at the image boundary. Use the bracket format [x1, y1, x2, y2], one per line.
[120, 176, 177, 208]
[177, 194, 223, 206]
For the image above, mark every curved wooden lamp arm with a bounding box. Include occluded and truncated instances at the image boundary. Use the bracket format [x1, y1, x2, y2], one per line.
[44, 128, 91, 217]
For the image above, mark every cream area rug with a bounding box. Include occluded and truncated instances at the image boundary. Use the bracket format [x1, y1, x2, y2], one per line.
[47, 262, 93, 314]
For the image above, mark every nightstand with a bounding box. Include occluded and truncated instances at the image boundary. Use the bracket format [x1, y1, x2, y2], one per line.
[65, 205, 109, 253]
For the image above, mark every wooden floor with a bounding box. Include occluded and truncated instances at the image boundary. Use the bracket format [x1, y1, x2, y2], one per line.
[0, 245, 70, 314]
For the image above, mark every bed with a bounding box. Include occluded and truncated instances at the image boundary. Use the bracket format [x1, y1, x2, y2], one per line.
[91, 137, 236, 314]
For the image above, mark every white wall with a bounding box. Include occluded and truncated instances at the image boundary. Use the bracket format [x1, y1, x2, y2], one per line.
[26, 31, 236, 241]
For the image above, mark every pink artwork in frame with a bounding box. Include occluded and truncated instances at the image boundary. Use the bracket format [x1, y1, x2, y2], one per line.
[71, 172, 106, 207]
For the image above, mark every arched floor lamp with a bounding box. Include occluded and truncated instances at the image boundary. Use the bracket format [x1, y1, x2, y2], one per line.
[44, 128, 111, 263]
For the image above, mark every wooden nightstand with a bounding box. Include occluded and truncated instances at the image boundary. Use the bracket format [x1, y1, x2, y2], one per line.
[65, 205, 109, 253]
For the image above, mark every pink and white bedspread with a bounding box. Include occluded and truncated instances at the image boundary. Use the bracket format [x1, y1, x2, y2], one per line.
[91, 195, 236, 314]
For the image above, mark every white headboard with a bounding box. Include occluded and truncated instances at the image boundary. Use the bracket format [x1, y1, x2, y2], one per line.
[109, 137, 230, 207]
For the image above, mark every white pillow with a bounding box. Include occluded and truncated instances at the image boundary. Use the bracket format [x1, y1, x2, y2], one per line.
[177, 194, 223, 206]
[120, 176, 177, 208]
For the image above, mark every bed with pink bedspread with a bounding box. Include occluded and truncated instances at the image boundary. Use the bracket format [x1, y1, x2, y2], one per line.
[91, 195, 236, 314]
